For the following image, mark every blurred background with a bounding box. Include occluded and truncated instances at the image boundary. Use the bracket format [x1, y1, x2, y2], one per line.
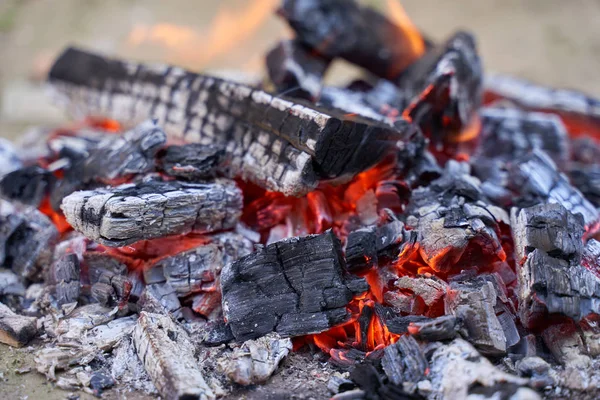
[1, 0, 600, 140]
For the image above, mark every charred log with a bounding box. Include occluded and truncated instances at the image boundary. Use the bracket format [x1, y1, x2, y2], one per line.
[279, 0, 423, 80]
[133, 311, 215, 400]
[511, 204, 600, 326]
[49, 47, 419, 195]
[266, 40, 329, 100]
[0, 165, 54, 207]
[485, 74, 600, 121]
[61, 177, 242, 246]
[49, 253, 80, 306]
[409, 315, 459, 342]
[221, 230, 368, 341]
[158, 143, 226, 180]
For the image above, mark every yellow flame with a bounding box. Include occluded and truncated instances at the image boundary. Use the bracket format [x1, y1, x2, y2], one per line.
[126, 0, 278, 69]
[386, 0, 425, 57]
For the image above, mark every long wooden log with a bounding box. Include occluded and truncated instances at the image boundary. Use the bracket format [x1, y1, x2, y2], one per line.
[48, 47, 416, 195]
[61, 178, 242, 246]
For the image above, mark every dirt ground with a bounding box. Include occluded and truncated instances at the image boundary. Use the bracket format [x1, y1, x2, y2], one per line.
[1, 0, 600, 399]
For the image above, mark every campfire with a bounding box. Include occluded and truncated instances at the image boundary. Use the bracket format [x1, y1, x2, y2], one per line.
[2, 0, 600, 399]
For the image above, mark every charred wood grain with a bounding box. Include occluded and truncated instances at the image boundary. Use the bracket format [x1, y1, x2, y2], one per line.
[381, 335, 427, 389]
[133, 311, 215, 400]
[49, 253, 80, 306]
[49, 47, 417, 195]
[61, 177, 242, 246]
[0, 165, 54, 207]
[279, 0, 423, 79]
[221, 230, 368, 341]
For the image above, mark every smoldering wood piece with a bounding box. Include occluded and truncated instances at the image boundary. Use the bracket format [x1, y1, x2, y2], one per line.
[61, 178, 243, 246]
[0, 165, 54, 207]
[496, 149, 598, 227]
[49, 48, 418, 195]
[0, 302, 37, 347]
[579, 314, 600, 357]
[511, 203, 584, 264]
[221, 333, 292, 385]
[0, 138, 22, 177]
[372, 305, 429, 335]
[55, 303, 117, 341]
[394, 275, 448, 308]
[0, 200, 58, 280]
[485, 74, 600, 121]
[401, 32, 482, 136]
[511, 204, 600, 324]
[133, 312, 215, 400]
[327, 374, 355, 395]
[381, 335, 428, 389]
[569, 165, 600, 208]
[542, 321, 591, 369]
[279, 0, 423, 79]
[145, 232, 253, 299]
[159, 143, 226, 180]
[84, 315, 137, 351]
[428, 339, 538, 400]
[50, 253, 80, 306]
[221, 230, 368, 341]
[345, 220, 416, 272]
[476, 107, 569, 167]
[518, 249, 600, 324]
[266, 40, 329, 100]
[445, 278, 508, 355]
[405, 161, 508, 272]
[409, 315, 459, 342]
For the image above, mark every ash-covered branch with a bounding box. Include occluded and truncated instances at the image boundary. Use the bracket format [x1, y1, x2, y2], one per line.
[61, 177, 242, 246]
[49, 47, 418, 195]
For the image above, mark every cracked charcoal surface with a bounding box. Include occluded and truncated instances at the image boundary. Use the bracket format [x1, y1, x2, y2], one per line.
[221, 230, 368, 341]
[49, 47, 417, 195]
[159, 143, 226, 180]
[60, 177, 242, 246]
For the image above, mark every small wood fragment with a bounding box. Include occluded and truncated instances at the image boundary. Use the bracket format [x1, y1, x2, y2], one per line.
[0, 302, 37, 347]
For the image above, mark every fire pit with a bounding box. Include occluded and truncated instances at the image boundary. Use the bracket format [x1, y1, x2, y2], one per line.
[1, 1, 600, 399]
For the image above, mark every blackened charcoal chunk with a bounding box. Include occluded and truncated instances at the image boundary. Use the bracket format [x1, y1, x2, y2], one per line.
[0, 302, 37, 347]
[1, 200, 58, 280]
[409, 315, 458, 342]
[159, 143, 225, 180]
[569, 137, 600, 207]
[0, 165, 53, 207]
[505, 150, 598, 226]
[50, 253, 80, 306]
[520, 249, 600, 324]
[345, 227, 377, 271]
[511, 203, 584, 264]
[222, 230, 367, 341]
[476, 107, 569, 167]
[446, 278, 508, 355]
[61, 177, 243, 246]
[381, 335, 428, 389]
[266, 40, 329, 100]
[401, 32, 482, 137]
[280, 0, 423, 79]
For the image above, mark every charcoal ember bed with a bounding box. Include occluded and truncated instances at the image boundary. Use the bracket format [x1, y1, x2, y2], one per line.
[3, 1, 600, 399]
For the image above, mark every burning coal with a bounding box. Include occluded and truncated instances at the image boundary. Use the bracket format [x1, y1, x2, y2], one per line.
[2, 1, 600, 399]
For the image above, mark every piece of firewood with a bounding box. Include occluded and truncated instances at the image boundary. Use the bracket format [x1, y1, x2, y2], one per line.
[381, 335, 428, 389]
[279, 0, 423, 80]
[221, 230, 368, 341]
[48, 47, 417, 195]
[133, 311, 215, 400]
[61, 177, 242, 246]
[0, 302, 37, 347]
[158, 143, 225, 180]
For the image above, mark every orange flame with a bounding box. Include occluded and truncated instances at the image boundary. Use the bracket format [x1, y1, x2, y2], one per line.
[126, 0, 278, 70]
[386, 0, 425, 58]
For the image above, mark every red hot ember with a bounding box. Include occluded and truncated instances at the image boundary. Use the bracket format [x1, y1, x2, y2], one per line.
[1, 1, 600, 399]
